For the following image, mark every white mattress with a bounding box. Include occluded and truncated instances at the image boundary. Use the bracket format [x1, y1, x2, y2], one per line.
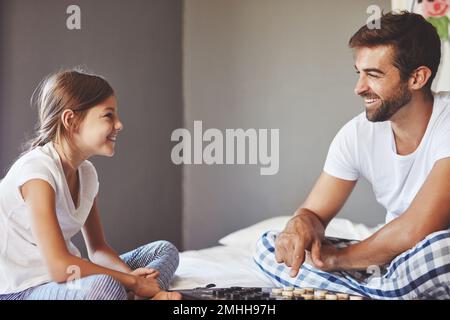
[170, 217, 380, 290]
[170, 245, 275, 290]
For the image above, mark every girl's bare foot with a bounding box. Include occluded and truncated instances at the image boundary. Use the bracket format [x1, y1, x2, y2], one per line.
[152, 291, 182, 300]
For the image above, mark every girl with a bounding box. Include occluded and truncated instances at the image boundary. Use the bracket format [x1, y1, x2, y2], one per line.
[0, 69, 181, 300]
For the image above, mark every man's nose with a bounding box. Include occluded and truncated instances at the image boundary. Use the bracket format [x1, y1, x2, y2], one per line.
[354, 75, 369, 96]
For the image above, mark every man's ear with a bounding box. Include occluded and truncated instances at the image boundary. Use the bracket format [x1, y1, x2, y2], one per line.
[61, 109, 75, 131]
[409, 66, 432, 90]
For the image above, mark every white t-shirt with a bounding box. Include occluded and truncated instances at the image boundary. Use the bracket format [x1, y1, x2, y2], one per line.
[324, 92, 450, 224]
[0, 142, 99, 294]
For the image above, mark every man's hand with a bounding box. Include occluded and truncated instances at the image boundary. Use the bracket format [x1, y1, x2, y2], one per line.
[274, 172, 356, 275]
[305, 242, 340, 272]
[275, 211, 326, 277]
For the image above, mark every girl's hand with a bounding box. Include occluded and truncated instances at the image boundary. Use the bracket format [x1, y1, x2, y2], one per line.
[130, 276, 181, 300]
[130, 267, 160, 279]
[130, 275, 162, 298]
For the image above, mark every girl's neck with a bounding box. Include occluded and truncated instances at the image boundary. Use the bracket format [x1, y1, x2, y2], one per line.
[53, 139, 86, 178]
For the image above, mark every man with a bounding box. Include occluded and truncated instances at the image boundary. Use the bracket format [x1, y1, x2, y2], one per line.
[254, 11, 450, 299]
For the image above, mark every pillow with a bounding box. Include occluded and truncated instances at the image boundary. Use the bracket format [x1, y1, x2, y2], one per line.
[218, 216, 290, 250]
[218, 215, 381, 253]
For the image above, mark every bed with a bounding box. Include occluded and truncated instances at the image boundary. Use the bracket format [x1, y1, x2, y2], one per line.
[170, 216, 380, 290]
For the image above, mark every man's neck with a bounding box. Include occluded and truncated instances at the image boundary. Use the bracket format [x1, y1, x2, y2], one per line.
[389, 91, 434, 156]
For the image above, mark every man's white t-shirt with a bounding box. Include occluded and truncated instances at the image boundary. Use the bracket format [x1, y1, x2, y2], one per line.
[324, 92, 450, 224]
[0, 142, 99, 294]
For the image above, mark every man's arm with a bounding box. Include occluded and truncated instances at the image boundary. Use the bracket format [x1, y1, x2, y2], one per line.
[276, 172, 356, 277]
[300, 172, 358, 227]
[324, 158, 450, 271]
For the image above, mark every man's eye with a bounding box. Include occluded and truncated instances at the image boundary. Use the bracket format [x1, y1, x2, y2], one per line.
[105, 113, 113, 118]
[368, 74, 380, 78]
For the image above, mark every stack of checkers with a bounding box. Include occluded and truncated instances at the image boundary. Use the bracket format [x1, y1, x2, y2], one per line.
[271, 287, 364, 300]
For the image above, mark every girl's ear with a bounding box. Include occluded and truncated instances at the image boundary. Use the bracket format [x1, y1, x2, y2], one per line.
[61, 109, 75, 131]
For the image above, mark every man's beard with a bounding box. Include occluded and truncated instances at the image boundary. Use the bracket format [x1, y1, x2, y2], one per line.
[364, 83, 412, 122]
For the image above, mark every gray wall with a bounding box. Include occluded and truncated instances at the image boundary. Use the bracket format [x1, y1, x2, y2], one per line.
[1, 0, 392, 253]
[183, 0, 390, 249]
[0, 0, 182, 254]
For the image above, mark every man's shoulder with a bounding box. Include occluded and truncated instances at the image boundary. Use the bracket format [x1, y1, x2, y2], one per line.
[435, 91, 450, 109]
[433, 91, 450, 129]
[435, 91, 450, 103]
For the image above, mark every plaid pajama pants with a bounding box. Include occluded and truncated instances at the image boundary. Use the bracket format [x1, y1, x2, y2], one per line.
[254, 230, 450, 300]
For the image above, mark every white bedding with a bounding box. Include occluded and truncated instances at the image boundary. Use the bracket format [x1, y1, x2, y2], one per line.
[170, 245, 275, 290]
[170, 216, 381, 290]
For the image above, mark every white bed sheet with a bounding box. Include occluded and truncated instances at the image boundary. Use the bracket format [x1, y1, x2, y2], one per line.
[170, 217, 381, 290]
[170, 245, 275, 290]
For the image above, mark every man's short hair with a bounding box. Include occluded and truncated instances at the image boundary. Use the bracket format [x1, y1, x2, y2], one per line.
[349, 11, 441, 90]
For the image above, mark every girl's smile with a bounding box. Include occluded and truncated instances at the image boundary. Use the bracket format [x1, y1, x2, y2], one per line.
[74, 95, 123, 158]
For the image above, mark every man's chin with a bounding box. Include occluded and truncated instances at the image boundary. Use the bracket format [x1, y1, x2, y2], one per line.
[365, 110, 385, 122]
[365, 109, 375, 121]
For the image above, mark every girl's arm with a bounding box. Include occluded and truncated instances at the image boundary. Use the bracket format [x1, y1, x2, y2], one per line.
[81, 198, 133, 273]
[21, 179, 160, 298]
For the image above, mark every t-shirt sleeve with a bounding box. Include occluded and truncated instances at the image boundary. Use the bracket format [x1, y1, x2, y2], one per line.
[323, 120, 360, 181]
[433, 120, 450, 163]
[83, 160, 99, 199]
[15, 159, 57, 192]
[431, 93, 450, 162]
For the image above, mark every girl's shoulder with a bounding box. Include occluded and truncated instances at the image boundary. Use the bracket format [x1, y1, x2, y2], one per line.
[2, 144, 61, 190]
[12, 143, 60, 173]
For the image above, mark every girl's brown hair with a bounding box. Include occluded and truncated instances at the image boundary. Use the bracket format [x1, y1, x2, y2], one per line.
[24, 68, 114, 152]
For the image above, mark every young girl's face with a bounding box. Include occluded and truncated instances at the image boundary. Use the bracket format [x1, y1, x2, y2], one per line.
[74, 95, 123, 157]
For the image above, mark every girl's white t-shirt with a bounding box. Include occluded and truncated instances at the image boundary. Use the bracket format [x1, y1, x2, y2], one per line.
[324, 92, 450, 224]
[0, 142, 99, 294]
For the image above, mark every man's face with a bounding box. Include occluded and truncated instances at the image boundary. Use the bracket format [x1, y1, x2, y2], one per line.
[354, 46, 412, 122]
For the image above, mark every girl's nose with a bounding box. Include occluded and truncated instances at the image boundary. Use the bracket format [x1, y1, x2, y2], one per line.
[115, 118, 123, 132]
